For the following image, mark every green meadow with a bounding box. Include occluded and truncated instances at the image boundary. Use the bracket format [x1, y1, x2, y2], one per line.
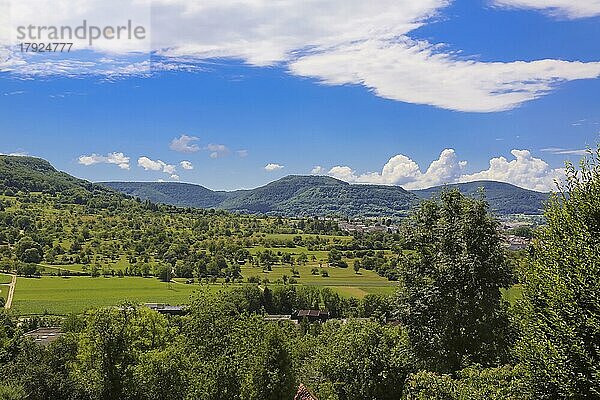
[11, 276, 208, 315]
[0, 273, 13, 284]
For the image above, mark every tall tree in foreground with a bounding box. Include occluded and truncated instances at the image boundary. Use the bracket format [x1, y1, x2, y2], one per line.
[397, 190, 513, 373]
[517, 149, 600, 398]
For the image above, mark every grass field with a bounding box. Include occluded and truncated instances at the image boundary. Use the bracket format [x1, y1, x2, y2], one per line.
[11, 276, 213, 315]
[0, 273, 13, 284]
[241, 264, 397, 299]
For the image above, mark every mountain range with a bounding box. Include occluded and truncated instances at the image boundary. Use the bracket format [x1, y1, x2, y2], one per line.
[0, 155, 549, 217]
[101, 176, 550, 217]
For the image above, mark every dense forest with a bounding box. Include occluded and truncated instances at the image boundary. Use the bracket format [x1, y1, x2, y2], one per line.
[103, 175, 549, 218]
[0, 151, 598, 399]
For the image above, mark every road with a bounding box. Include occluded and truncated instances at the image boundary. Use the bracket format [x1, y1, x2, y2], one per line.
[3, 274, 16, 309]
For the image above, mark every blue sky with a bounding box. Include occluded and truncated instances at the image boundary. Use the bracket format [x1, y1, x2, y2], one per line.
[0, 0, 599, 191]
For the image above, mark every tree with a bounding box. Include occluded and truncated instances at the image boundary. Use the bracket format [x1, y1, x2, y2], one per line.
[328, 248, 342, 267]
[353, 259, 360, 274]
[516, 149, 600, 398]
[242, 324, 296, 400]
[396, 190, 513, 373]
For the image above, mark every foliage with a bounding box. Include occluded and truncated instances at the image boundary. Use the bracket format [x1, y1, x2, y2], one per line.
[515, 149, 600, 398]
[396, 190, 514, 373]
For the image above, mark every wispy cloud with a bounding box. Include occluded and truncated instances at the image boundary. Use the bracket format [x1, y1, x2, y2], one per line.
[2, 0, 599, 112]
[205, 143, 229, 159]
[540, 147, 589, 156]
[491, 0, 600, 19]
[170, 135, 200, 153]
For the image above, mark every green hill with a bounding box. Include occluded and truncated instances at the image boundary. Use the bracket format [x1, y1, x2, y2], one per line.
[0, 156, 115, 202]
[0, 156, 549, 216]
[101, 181, 230, 209]
[104, 175, 417, 217]
[413, 180, 549, 215]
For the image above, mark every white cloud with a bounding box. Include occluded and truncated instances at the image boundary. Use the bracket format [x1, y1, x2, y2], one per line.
[170, 174, 180, 181]
[328, 149, 465, 188]
[327, 148, 563, 191]
[2, 0, 599, 112]
[78, 152, 130, 170]
[236, 149, 249, 158]
[492, 0, 600, 18]
[265, 163, 284, 171]
[170, 135, 200, 153]
[205, 143, 229, 158]
[460, 150, 562, 192]
[290, 39, 600, 112]
[540, 147, 589, 156]
[180, 160, 194, 170]
[137, 156, 177, 175]
[311, 165, 325, 174]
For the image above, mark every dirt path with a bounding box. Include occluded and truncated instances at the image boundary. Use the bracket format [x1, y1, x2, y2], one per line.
[4, 274, 16, 309]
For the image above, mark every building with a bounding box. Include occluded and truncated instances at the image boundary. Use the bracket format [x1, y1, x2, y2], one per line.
[292, 310, 329, 323]
[144, 303, 187, 315]
[23, 327, 63, 346]
[263, 314, 293, 322]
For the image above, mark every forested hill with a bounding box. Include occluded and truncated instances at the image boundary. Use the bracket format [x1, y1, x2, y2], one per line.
[412, 180, 549, 215]
[103, 175, 418, 217]
[0, 155, 116, 201]
[0, 155, 548, 216]
[103, 175, 550, 216]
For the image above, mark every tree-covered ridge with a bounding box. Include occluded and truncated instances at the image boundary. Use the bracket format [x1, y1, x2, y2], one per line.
[103, 175, 417, 218]
[103, 175, 550, 217]
[0, 156, 112, 197]
[413, 180, 549, 215]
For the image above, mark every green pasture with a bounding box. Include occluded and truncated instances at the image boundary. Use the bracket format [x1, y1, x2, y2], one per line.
[11, 276, 209, 315]
[241, 264, 395, 288]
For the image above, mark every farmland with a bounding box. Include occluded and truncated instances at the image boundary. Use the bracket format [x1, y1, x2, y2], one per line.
[11, 276, 204, 315]
[11, 261, 398, 315]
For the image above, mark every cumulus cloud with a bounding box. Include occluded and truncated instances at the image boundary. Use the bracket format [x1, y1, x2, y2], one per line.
[78, 152, 130, 170]
[180, 160, 194, 170]
[492, 0, 600, 18]
[460, 150, 562, 192]
[328, 149, 465, 189]
[137, 156, 177, 175]
[311, 165, 325, 174]
[2, 0, 599, 112]
[327, 149, 563, 191]
[265, 163, 284, 171]
[236, 150, 249, 158]
[170, 135, 200, 153]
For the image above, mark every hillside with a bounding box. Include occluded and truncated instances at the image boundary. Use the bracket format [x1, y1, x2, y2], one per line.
[0, 156, 549, 216]
[104, 175, 417, 217]
[413, 180, 549, 215]
[0, 155, 115, 200]
[103, 176, 549, 216]
[102, 181, 230, 208]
